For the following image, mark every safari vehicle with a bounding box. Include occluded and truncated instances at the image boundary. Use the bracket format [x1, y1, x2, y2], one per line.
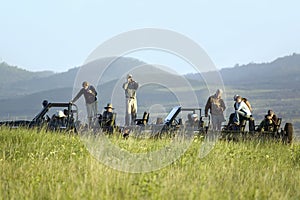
[126, 106, 210, 138]
[221, 114, 294, 143]
[160, 106, 210, 135]
[0, 101, 79, 133]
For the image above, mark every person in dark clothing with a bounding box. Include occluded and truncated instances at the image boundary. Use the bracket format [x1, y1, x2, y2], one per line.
[205, 89, 226, 131]
[71, 81, 98, 128]
[257, 110, 278, 132]
[101, 103, 116, 133]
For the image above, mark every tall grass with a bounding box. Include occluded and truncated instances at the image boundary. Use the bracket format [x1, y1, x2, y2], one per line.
[1, 127, 300, 199]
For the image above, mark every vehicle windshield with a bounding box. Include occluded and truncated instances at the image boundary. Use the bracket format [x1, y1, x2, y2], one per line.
[164, 106, 181, 123]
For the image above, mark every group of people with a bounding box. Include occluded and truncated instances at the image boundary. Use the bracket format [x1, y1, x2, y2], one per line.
[70, 74, 139, 128]
[70, 75, 278, 132]
[205, 89, 279, 132]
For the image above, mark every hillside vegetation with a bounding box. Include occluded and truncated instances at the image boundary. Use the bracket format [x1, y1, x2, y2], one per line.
[0, 62, 53, 85]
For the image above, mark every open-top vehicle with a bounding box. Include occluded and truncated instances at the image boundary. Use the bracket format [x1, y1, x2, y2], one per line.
[0, 101, 79, 132]
[1, 100, 294, 144]
[220, 114, 294, 143]
[124, 106, 210, 138]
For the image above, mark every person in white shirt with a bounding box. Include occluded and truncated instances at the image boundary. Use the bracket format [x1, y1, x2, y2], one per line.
[233, 95, 251, 125]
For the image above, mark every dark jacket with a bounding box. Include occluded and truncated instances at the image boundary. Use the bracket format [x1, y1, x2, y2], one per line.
[205, 95, 226, 116]
[72, 85, 97, 104]
[123, 81, 139, 98]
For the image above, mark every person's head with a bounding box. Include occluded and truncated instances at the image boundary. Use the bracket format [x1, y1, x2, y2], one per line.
[63, 109, 69, 116]
[104, 103, 114, 112]
[235, 95, 242, 103]
[191, 113, 198, 122]
[233, 94, 239, 101]
[215, 89, 223, 98]
[127, 74, 133, 82]
[268, 110, 275, 117]
[42, 100, 48, 107]
[82, 81, 89, 89]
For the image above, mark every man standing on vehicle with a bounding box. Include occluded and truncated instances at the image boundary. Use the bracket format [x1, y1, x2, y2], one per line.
[205, 89, 226, 131]
[71, 81, 98, 128]
[123, 74, 139, 126]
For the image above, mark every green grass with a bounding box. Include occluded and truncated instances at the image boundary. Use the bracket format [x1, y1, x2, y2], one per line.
[1, 127, 300, 199]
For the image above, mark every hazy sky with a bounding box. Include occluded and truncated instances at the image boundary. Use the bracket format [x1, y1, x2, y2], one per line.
[0, 0, 299, 73]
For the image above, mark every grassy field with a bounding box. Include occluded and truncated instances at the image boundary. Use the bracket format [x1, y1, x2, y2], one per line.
[1, 128, 300, 200]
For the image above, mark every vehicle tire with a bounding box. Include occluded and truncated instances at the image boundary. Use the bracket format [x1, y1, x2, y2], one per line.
[284, 123, 293, 144]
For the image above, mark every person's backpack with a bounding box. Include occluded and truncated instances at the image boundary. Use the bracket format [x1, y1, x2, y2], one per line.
[242, 97, 253, 112]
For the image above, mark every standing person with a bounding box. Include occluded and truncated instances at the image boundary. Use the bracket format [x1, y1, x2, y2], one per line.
[71, 81, 98, 128]
[205, 89, 226, 131]
[123, 74, 139, 126]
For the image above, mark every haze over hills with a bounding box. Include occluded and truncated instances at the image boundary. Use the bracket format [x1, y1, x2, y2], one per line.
[0, 53, 300, 133]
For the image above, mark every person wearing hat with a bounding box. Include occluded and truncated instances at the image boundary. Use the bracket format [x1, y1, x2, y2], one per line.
[205, 89, 226, 131]
[185, 113, 200, 130]
[71, 81, 98, 128]
[48, 110, 67, 131]
[122, 74, 139, 126]
[101, 103, 116, 133]
[103, 103, 114, 121]
[257, 110, 278, 132]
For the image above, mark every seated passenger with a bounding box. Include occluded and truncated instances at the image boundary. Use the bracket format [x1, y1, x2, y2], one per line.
[185, 113, 200, 129]
[101, 103, 116, 133]
[48, 110, 67, 131]
[233, 95, 252, 126]
[257, 110, 278, 132]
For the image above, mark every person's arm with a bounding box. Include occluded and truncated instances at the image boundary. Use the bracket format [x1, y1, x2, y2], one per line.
[71, 89, 83, 103]
[89, 86, 97, 97]
[204, 97, 211, 116]
[123, 82, 128, 90]
[238, 101, 251, 115]
[220, 99, 226, 111]
[132, 81, 139, 90]
[237, 101, 244, 111]
[272, 115, 278, 124]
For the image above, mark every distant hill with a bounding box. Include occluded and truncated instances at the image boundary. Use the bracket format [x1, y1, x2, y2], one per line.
[3, 53, 300, 100]
[0, 57, 146, 99]
[0, 62, 55, 99]
[0, 54, 300, 133]
[0, 62, 54, 85]
[186, 53, 300, 89]
[221, 53, 300, 89]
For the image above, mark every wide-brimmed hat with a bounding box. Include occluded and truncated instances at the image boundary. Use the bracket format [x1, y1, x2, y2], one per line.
[56, 110, 66, 118]
[104, 103, 114, 109]
[191, 113, 198, 118]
